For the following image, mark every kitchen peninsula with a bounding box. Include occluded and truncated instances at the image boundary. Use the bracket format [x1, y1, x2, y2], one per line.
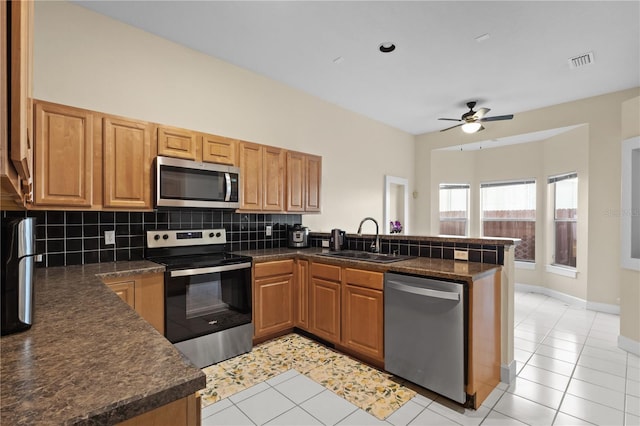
[0, 261, 205, 425]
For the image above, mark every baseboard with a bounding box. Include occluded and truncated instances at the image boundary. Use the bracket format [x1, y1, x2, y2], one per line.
[500, 360, 516, 384]
[586, 300, 621, 315]
[515, 283, 620, 314]
[515, 283, 586, 309]
[618, 335, 640, 356]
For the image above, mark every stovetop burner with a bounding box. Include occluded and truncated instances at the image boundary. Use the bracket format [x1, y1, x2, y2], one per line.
[144, 228, 252, 270]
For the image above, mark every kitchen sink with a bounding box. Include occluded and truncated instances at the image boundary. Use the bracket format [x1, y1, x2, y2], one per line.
[318, 250, 414, 263]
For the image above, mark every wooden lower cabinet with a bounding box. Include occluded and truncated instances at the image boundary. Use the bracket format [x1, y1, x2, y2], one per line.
[309, 263, 341, 343]
[102, 272, 165, 334]
[293, 259, 309, 330]
[117, 393, 200, 426]
[341, 268, 384, 362]
[253, 260, 294, 339]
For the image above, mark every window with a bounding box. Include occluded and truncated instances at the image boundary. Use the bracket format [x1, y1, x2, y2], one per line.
[439, 184, 469, 236]
[481, 180, 536, 262]
[549, 173, 578, 268]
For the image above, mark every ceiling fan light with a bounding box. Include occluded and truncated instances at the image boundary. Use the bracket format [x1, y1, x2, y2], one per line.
[461, 122, 482, 133]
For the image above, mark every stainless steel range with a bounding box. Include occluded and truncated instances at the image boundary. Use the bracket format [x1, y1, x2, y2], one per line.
[145, 228, 253, 368]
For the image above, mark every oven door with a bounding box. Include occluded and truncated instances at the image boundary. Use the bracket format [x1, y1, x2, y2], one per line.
[165, 262, 251, 344]
[156, 156, 240, 209]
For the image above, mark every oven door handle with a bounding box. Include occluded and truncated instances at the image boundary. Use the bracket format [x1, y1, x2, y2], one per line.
[170, 262, 252, 277]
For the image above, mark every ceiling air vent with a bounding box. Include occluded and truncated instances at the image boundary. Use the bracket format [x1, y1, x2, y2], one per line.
[569, 52, 594, 69]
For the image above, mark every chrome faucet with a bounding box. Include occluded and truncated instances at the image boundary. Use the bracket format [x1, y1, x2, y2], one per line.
[357, 217, 380, 253]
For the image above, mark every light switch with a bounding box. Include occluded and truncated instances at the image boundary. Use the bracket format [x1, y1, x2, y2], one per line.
[265, 225, 272, 236]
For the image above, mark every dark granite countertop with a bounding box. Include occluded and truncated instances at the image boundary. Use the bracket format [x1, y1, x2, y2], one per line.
[0, 261, 206, 425]
[236, 248, 501, 281]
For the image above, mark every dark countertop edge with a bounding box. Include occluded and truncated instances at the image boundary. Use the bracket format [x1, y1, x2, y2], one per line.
[308, 232, 520, 246]
[235, 248, 501, 281]
[70, 375, 205, 425]
[2, 261, 205, 426]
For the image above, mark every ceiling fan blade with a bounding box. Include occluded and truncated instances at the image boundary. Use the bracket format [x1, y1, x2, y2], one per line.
[474, 107, 490, 119]
[480, 114, 514, 122]
[440, 123, 464, 132]
[438, 118, 462, 122]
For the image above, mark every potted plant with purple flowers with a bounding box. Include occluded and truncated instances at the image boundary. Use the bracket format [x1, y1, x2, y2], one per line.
[390, 221, 403, 234]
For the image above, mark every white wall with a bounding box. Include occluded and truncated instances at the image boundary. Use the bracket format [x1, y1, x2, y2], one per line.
[33, 1, 415, 234]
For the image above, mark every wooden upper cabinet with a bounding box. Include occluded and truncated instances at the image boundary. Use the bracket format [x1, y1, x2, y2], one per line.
[238, 141, 284, 211]
[238, 141, 262, 210]
[262, 146, 285, 211]
[34, 102, 94, 207]
[202, 133, 237, 165]
[305, 154, 322, 212]
[158, 126, 198, 161]
[286, 151, 305, 212]
[103, 116, 154, 209]
[287, 151, 321, 213]
[9, 0, 34, 200]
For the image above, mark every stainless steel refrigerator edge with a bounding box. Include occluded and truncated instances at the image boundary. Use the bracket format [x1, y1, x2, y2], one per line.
[1, 217, 36, 335]
[384, 272, 467, 404]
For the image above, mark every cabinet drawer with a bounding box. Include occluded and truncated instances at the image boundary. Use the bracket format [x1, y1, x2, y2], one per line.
[344, 268, 383, 290]
[255, 259, 294, 278]
[311, 262, 341, 282]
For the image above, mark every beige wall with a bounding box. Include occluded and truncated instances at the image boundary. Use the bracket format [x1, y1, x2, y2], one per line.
[620, 96, 640, 344]
[33, 1, 415, 234]
[430, 126, 589, 300]
[419, 88, 640, 350]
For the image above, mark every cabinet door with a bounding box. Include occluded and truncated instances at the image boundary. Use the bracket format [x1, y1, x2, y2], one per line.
[107, 281, 135, 308]
[286, 151, 305, 212]
[309, 277, 341, 343]
[103, 116, 153, 209]
[254, 274, 293, 338]
[202, 134, 236, 165]
[342, 284, 384, 361]
[262, 146, 285, 211]
[305, 154, 322, 212]
[158, 126, 198, 160]
[135, 273, 165, 335]
[293, 259, 309, 330]
[238, 141, 262, 210]
[9, 0, 33, 191]
[34, 102, 94, 207]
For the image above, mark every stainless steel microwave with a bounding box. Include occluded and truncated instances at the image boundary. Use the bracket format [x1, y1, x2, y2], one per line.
[155, 156, 240, 209]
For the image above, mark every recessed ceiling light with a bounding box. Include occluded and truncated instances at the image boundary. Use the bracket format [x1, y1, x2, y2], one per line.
[379, 42, 396, 53]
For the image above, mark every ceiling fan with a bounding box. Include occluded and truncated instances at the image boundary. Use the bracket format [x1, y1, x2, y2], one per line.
[439, 101, 514, 133]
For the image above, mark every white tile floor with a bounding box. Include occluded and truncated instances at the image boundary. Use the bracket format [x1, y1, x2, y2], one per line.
[202, 290, 640, 425]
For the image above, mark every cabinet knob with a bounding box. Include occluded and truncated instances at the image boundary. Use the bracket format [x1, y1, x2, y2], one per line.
[209, 232, 214, 238]
[154, 235, 160, 241]
[216, 232, 221, 237]
[162, 234, 169, 240]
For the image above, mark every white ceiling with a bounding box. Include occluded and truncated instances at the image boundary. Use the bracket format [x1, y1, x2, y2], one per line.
[75, 1, 640, 135]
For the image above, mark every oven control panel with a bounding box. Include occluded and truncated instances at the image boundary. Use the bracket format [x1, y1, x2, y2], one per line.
[146, 228, 227, 248]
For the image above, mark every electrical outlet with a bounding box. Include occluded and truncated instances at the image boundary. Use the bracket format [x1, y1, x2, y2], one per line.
[454, 250, 468, 261]
[321, 240, 329, 248]
[104, 230, 116, 245]
[265, 225, 272, 236]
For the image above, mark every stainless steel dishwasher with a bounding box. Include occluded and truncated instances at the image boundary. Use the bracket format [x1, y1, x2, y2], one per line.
[384, 272, 467, 404]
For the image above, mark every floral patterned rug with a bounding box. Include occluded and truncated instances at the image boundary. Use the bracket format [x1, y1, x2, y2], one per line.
[199, 333, 416, 420]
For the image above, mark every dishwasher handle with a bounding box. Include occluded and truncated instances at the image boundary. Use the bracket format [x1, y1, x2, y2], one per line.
[386, 280, 460, 301]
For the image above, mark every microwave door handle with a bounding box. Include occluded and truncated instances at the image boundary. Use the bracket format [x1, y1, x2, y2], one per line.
[224, 173, 232, 202]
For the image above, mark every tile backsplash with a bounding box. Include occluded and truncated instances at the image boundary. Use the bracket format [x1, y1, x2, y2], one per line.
[1, 209, 301, 268]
